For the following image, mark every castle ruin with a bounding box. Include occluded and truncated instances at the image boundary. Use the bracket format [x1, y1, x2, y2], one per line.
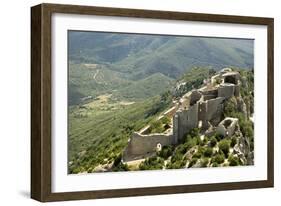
[123, 68, 242, 162]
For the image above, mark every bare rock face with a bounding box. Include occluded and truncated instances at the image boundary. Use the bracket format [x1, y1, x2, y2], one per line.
[192, 159, 204, 168]
[233, 130, 252, 165]
[247, 152, 254, 165]
[93, 162, 114, 172]
[205, 122, 216, 137]
[237, 97, 247, 118]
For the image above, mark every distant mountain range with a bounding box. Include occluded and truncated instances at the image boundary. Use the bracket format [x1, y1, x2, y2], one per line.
[68, 31, 254, 105]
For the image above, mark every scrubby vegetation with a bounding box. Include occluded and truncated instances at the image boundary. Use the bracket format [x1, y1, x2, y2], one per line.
[68, 96, 170, 173]
[211, 153, 225, 165]
[218, 139, 231, 158]
[146, 116, 171, 134]
[157, 145, 173, 159]
[139, 156, 164, 170]
[228, 155, 241, 166]
[225, 69, 254, 137]
[68, 53, 254, 173]
[174, 67, 214, 98]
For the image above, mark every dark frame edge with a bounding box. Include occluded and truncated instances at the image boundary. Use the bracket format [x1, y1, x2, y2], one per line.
[267, 18, 274, 187]
[40, 3, 274, 25]
[31, 4, 43, 202]
[44, 180, 272, 202]
[31, 4, 53, 202]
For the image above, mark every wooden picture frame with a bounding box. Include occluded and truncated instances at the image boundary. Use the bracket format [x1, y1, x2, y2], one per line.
[31, 3, 274, 202]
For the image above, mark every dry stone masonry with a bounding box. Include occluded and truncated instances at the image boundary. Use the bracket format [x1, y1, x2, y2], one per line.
[123, 68, 244, 162]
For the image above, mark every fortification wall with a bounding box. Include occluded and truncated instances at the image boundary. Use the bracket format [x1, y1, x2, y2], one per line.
[176, 103, 199, 142]
[173, 114, 179, 144]
[218, 84, 235, 99]
[201, 89, 218, 96]
[125, 132, 174, 157]
[186, 103, 199, 130]
[198, 102, 208, 129]
[205, 97, 225, 121]
[190, 90, 202, 105]
[217, 118, 238, 137]
[234, 84, 240, 97]
[124, 71, 241, 161]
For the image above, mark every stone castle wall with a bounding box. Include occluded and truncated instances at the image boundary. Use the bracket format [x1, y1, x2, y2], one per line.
[123, 70, 241, 162]
[174, 103, 199, 143]
[205, 97, 225, 121]
[218, 83, 235, 99]
[123, 132, 174, 161]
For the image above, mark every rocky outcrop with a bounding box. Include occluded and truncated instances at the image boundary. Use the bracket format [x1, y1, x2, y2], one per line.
[232, 129, 252, 165]
[237, 97, 248, 118]
[123, 69, 253, 163]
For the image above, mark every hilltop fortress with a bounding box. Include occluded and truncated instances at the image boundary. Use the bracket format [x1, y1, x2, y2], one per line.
[123, 68, 246, 162]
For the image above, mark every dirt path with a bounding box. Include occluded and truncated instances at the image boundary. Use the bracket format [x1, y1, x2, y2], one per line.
[93, 69, 99, 80]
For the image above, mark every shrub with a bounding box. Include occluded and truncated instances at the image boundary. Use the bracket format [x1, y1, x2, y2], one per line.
[201, 158, 209, 167]
[167, 160, 186, 169]
[230, 137, 237, 147]
[240, 120, 253, 139]
[157, 145, 173, 159]
[196, 136, 203, 146]
[149, 120, 164, 133]
[212, 162, 219, 167]
[203, 136, 209, 144]
[199, 139, 205, 146]
[176, 144, 188, 155]
[218, 139, 230, 157]
[215, 133, 224, 142]
[190, 128, 200, 137]
[193, 147, 205, 159]
[139, 156, 164, 170]
[113, 154, 122, 167]
[228, 155, 240, 166]
[183, 134, 192, 143]
[185, 136, 197, 149]
[161, 116, 171, 125]
[192, 152, 201, 159]
[211, 154, 225, 164]
[171, 152, 183, 163]
[204, 148, 213, 157]
[250, 140, 254, 151]
[113, 162, 129, 171]
[188, 158, 198, 168]
[210, 136, 217, 147]
[223, 97, 237, 117]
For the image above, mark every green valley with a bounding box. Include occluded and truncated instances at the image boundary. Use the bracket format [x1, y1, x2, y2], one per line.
[67, 31, 254, 174]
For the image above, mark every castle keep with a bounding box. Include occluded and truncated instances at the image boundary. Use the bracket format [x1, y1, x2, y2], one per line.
[123, 69, 242, 162]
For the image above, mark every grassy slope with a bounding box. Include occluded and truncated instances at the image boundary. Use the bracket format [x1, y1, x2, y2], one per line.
[69, 63, 174, 104]
[68, 63, 132, 105]
[68, 96, 166, 173]
[114, 73, 174, 100]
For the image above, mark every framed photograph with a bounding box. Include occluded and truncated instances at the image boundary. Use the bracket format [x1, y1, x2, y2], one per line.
[31, 3, 274, 202]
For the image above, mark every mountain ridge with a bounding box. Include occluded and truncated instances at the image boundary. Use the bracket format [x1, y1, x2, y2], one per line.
[68, 31, 254, 105]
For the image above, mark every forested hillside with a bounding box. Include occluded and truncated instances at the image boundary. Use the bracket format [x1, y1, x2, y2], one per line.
[68, 31, 253, 105]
